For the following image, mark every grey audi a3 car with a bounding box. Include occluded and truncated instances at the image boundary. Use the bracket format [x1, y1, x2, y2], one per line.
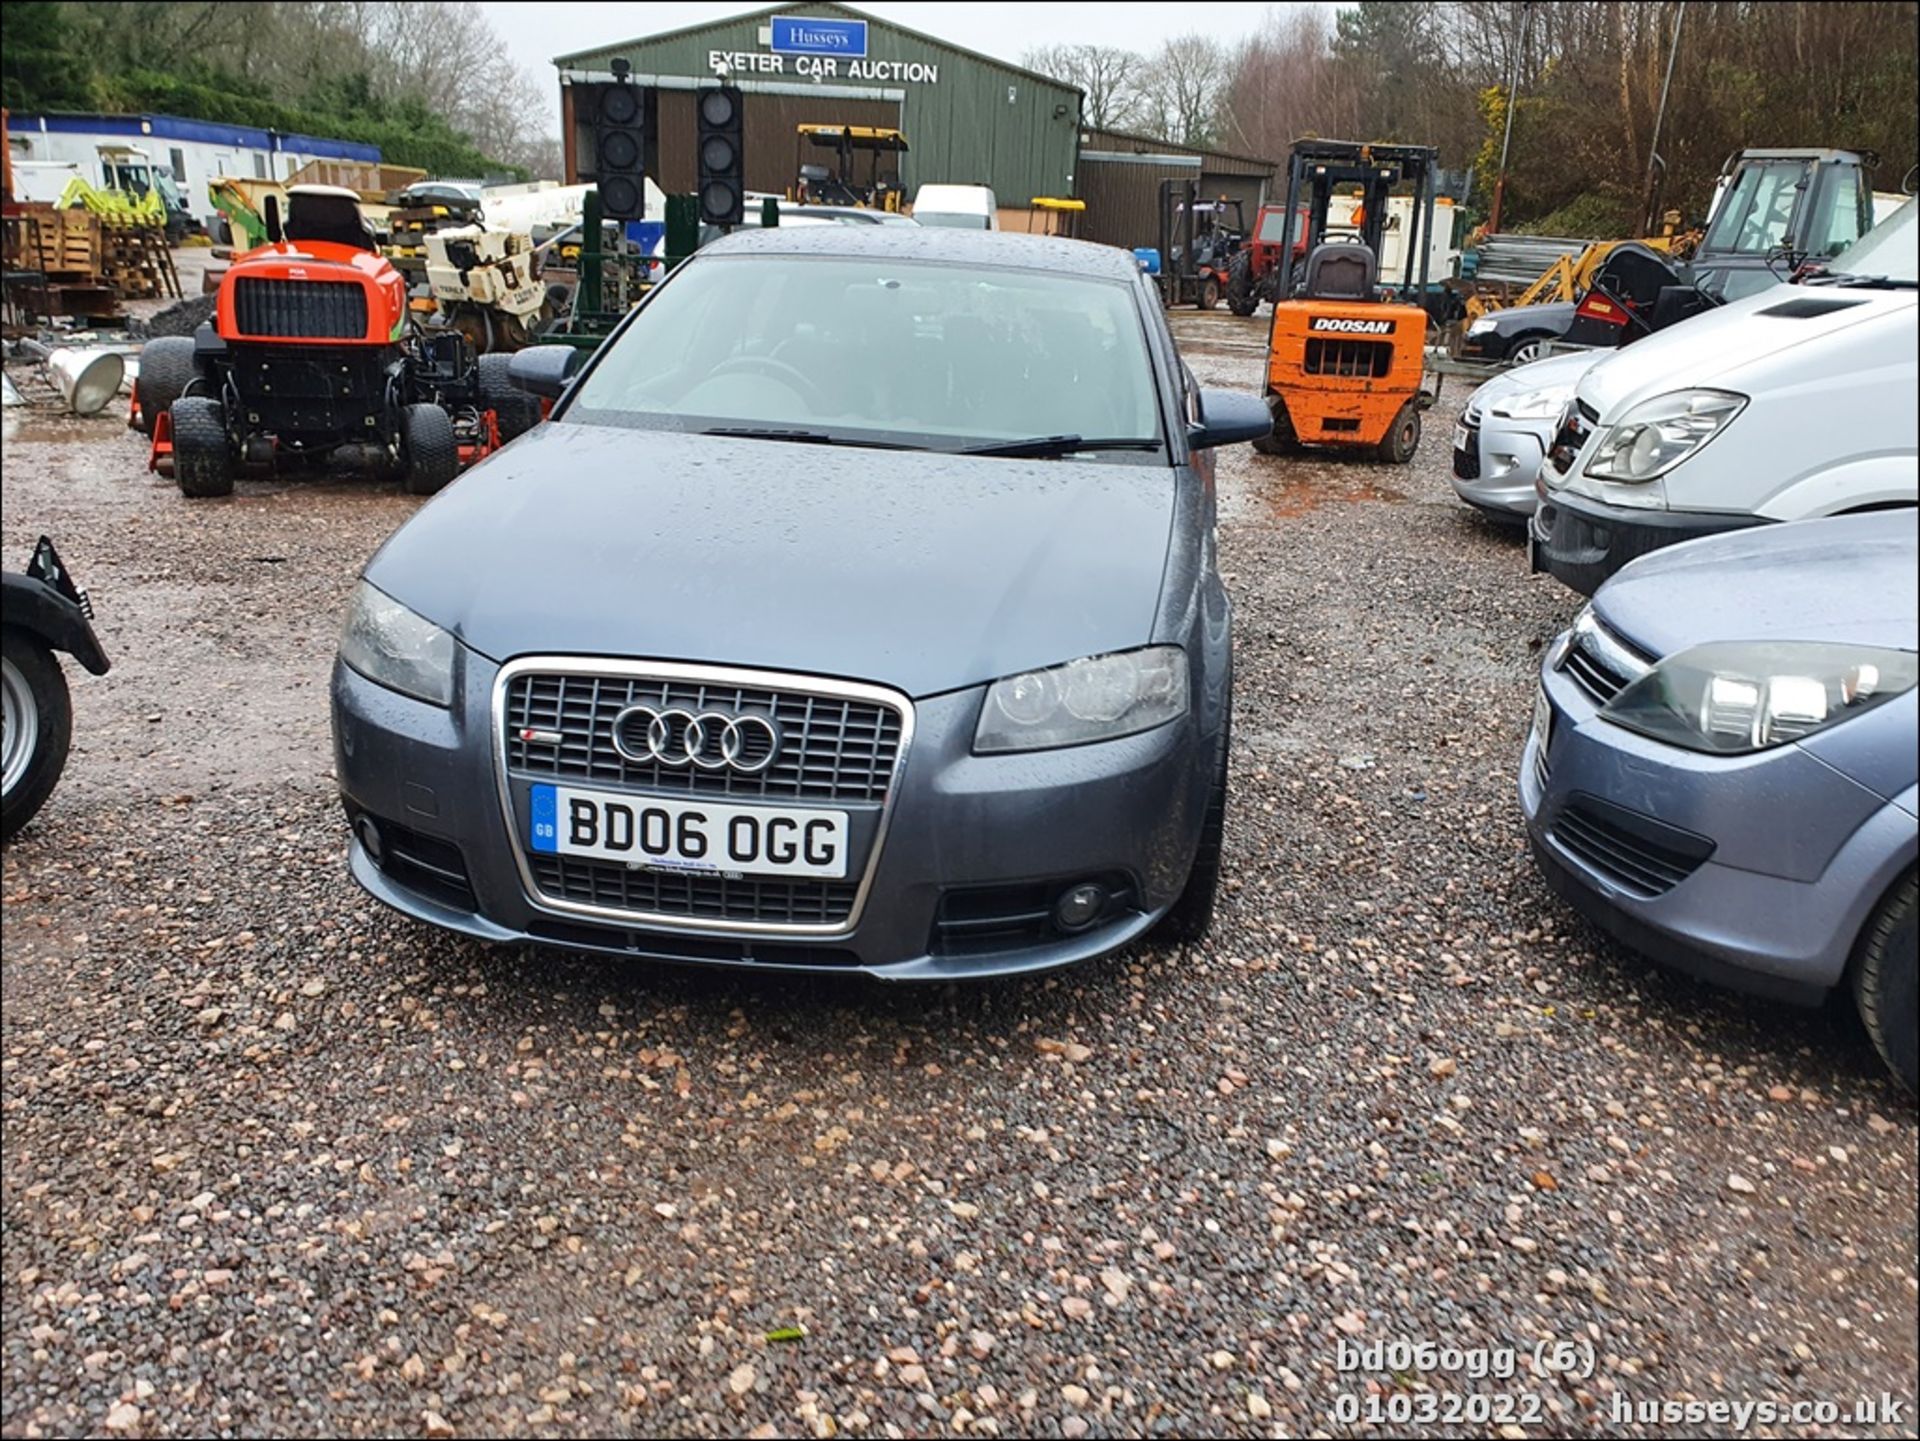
[331, 227, 1269, 978]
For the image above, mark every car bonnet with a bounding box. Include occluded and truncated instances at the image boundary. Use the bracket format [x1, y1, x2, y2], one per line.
[1592, 510, 1920, 658]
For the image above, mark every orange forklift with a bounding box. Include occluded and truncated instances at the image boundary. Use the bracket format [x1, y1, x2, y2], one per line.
[1255, 139, 1441, 463]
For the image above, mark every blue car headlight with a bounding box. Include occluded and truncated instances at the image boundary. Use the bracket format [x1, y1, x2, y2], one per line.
[974, 646, 1188, 753]
[339, 580, 455, 707]
[1600, 641, 1917, 754]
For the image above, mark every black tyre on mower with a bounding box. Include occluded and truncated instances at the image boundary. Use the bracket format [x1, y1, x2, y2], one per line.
[1, 628, 73, 842]
[1376, 401, 1422, 464]
[1155, 684, 1230, 944]
[477, 353, 542, 443]
[401, 403, 459, 496]
[1852, 870, 1918, 1092]
[170, 396, 235, 498]
[135, 336, 198, 436]
[1198, 276, 1221, 311]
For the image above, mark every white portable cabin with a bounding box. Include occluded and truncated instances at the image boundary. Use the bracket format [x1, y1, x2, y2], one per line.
[7, 112, 381, 232]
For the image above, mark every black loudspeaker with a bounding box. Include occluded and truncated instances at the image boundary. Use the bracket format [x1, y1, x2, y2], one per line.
[579, 80, 647, 221]
[695, 86, 745, 227]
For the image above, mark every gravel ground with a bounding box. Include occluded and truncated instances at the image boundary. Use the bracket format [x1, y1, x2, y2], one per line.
[2, 306, 1914, 1439]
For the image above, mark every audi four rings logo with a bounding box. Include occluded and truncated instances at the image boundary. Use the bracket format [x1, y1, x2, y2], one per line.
[610, 706, 783, 773]
[1309, 317, 1396, 334]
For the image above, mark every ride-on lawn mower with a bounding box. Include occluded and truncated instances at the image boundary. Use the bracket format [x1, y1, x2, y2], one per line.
[132, 186, 539, 498]
[1256, 139, 1441, 464]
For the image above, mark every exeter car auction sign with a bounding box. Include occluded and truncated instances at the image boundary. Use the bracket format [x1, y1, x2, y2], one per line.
[709, 14, 940, 83]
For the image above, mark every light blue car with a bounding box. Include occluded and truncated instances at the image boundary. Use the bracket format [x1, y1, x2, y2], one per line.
[1522, 511, 1917, 1088]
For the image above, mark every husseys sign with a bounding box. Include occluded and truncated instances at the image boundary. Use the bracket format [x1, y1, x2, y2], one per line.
[710, 14, 941, 83]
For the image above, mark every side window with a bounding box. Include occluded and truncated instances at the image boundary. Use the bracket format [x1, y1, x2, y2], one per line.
[169, 147, 187, 182]
[253, 152, 268, 179]
[1813, 165, 1865, 258]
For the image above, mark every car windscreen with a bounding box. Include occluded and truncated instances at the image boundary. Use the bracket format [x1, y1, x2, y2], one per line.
[565, 254, 1164, 451]
[1828, 197, 1917, 285]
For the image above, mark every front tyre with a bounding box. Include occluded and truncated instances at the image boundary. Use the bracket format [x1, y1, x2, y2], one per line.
[1, 629, 74, 842]
[401, 403, 459, 496]
[1852, 870, 1917, 1092]
[1198, 276, 1221, 311]
[1376, 401, 1421, 464]
[1251, 395, 1300, 456]
[170, 396, 235, 497]
[1154, 690, 1230, 944]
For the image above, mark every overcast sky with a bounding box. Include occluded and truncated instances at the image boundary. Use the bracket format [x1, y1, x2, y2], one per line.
[476, 1, 1306, 73]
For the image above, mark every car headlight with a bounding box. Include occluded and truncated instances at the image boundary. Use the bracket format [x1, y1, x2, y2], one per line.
[1466, 316, 1498, 337]
[1585, 389, 1745, 482]
[974, 646, 1189, 753]
[1491, 385, 1572, 421]
[1600, 641, 1917, 754]
[339, 581, 456, 707]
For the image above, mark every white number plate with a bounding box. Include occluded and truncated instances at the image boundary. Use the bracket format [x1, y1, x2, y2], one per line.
[1453, 423, 1472, 453]
[1530, 688, 1553, 758]
[529, 784, 848, 879]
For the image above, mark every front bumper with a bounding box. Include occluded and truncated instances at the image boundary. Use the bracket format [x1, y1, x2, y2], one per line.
[1520, 657, 1913, 1004]
[1451, 415, 1550, 520]
[1529, 485, 1767, 595]
[331, 655, 1218, 980]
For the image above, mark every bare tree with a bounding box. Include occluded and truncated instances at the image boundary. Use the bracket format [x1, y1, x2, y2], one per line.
[1020, 43, 1142, 130]
[1137, 35, 1229, 148]
[1218, 8, 1361, 160]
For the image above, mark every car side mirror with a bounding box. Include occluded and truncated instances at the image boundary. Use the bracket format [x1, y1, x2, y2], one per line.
[1188, 388, 1272, 450]
[506, 344, 585, 400]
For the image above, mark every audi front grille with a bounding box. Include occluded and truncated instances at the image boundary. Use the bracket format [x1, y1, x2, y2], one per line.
[496, 661, 912, 934]
[505, 673, 902, 803]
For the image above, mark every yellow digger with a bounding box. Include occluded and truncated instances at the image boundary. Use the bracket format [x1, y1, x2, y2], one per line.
[790, 125, 909, 211]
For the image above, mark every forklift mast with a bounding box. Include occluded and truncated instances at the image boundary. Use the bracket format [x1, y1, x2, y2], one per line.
[1273, 140, 1439, 305]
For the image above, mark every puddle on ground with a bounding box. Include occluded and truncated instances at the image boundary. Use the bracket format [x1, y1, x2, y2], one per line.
[1255, 455, 1408, 517]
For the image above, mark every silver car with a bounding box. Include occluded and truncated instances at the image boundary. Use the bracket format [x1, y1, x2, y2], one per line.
[1451, 351, 1601, 521]
[1522, 511, 1918, 1088]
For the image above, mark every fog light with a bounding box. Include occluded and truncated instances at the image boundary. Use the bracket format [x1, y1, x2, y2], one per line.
[1054, 882, 1108, 932]
[354, 814, 385, 864]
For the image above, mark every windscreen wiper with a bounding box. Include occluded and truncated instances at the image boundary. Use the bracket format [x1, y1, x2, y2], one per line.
[1803, 272, 1918, 290]
[700, 426, 921, 449]
[959, 434, 1161, 459]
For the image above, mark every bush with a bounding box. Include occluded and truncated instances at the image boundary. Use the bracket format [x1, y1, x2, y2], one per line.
[1518, 193, 1637, 240]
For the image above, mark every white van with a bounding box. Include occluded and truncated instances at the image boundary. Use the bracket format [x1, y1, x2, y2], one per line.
[910, 183, 998, 231]
[1531, 197, 1917, 595]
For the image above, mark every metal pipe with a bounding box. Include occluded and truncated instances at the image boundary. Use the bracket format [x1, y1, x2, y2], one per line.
[1642, 2, 1686, 234]
[1488, 0, 1532, 233]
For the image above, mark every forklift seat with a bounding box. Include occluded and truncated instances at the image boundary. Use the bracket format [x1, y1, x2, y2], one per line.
[1303, 242, 1377, 301]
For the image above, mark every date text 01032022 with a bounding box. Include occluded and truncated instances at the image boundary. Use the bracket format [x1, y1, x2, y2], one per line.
[707, 51, 940, 83]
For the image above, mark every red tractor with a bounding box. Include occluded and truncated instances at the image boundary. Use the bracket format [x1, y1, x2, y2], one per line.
[1226, 201, 1309, 316]
[133, 186, 538, 498]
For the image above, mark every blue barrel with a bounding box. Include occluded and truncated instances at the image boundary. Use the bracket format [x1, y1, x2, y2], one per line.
[1132, 247, 1162, 275]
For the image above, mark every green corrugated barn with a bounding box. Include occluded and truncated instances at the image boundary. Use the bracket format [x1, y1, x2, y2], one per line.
[553, 2, 1083, 219]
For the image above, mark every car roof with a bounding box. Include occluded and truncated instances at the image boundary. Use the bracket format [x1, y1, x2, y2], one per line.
[698, 225, 1141, 279]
